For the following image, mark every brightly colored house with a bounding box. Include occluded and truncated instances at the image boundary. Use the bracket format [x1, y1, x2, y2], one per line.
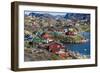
[48, 42, 64, 53]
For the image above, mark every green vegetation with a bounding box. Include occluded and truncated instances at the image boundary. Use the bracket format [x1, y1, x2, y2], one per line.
[79, 24, 90, 32]
[50, 54, 60, 60]
[61, 35, 84, 43]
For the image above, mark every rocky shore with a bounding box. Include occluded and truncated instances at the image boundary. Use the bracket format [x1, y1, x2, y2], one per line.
[24, 46, 89, 61]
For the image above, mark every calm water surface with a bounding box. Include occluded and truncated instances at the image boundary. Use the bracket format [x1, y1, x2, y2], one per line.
[65, 32, 90, 55]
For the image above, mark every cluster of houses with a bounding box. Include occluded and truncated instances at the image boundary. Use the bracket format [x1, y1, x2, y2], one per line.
[28, 30, 81, 59]
[25, 18, 89, 59]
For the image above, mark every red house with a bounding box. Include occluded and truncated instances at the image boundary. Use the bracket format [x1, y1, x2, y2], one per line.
[65, 31, 77, 36]
[48, 42, 64, 53]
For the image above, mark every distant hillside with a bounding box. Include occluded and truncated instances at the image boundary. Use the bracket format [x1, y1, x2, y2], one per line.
[25, 12, 90, 22]
[24, 12, 90, 32]
[64, 13, 90, 21]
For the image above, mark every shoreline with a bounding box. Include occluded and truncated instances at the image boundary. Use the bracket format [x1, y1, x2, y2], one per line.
[24, 47, 90, 61]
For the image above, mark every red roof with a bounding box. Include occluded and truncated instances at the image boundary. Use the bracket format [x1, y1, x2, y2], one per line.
[49, 43, 64, 53]
[65, 31, 75, 35]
